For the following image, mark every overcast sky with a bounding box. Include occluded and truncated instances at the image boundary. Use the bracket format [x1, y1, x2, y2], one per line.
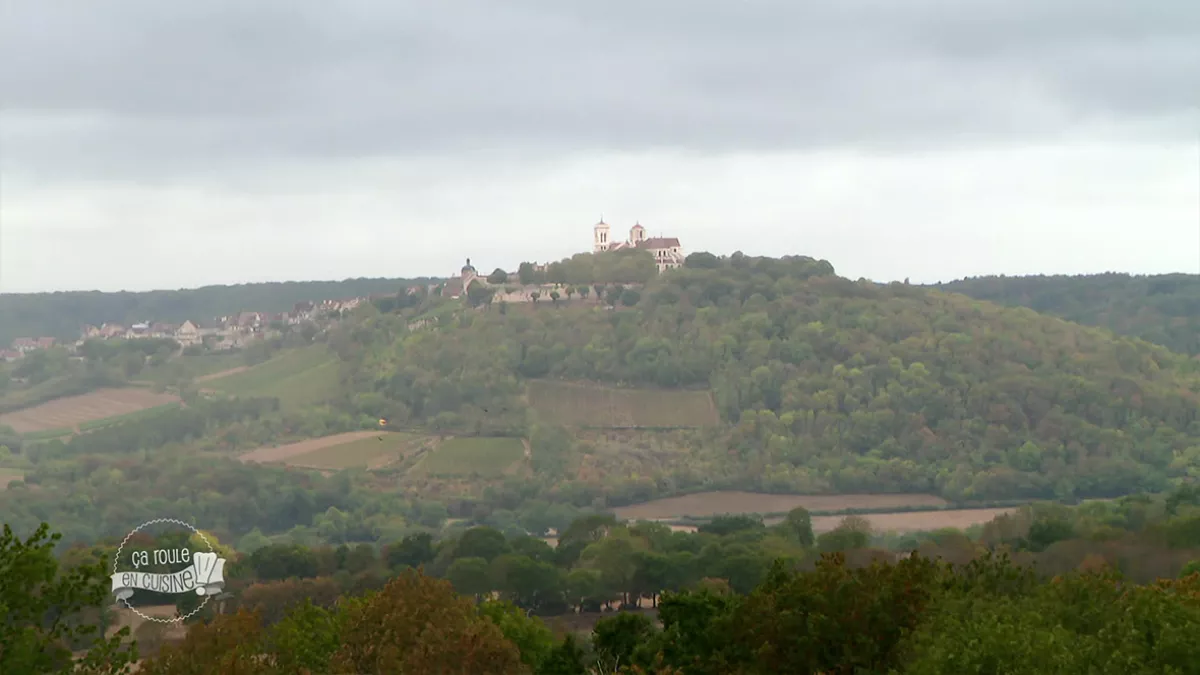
[2, 0, 1198, 293]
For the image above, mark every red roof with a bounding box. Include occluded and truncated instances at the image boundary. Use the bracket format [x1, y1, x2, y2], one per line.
[637, 237, 681, 249]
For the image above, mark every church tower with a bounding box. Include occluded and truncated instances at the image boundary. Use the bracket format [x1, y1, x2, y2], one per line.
[593, 217, 611, 253]
[630, 222, 646, 245]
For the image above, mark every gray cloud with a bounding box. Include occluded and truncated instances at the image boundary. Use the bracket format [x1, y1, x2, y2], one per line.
[1, 0, 1198, 180]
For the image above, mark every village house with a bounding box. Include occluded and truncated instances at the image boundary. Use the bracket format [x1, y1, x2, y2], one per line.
[175, 320, 202, 346]
[592, 219, 684, 272]
[11, 337, 56, 353]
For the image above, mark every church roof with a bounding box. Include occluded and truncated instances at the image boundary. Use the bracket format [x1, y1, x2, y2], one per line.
[637, 237, 681, 249]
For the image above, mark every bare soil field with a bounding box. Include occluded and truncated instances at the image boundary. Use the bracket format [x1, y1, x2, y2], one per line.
[807, 507, 1018, 534]
[286, 432, 429, 470]
[0, 468, 25, 489]
[612, 491, 948, 520]
[528, 380, 719, 428]
[238, 431, 385, 464]
[0, 388, 181, 434]
[194, 366, 249, 382]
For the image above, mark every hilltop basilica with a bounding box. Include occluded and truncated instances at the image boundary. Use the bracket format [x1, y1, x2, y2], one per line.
[592, 219, 684, 273]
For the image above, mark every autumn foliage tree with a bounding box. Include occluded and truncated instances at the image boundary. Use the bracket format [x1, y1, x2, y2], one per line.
[329, 568, 528, 674]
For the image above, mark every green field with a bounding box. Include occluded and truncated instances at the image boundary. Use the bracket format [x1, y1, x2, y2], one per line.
[21, 428, 74, 441]
[77, 402, 183, 432]
[0, 375, 93, 414]
[204, 345, 339, 410]
[289, 432, 425, 470]
[141, 352, 246, 385]
[412, 437, 525, 477]
[0, 468, 25, 489]
[527, 380, 719, 428]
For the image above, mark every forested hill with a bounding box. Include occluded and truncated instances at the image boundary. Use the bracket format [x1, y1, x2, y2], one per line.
[0, 277, 436, 344]
[934, 273, 1200, 356]
[339, 253, 1200, 502]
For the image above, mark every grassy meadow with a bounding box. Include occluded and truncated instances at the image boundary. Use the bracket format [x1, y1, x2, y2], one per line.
[527, 380, 719, 428]
[203, 344, 339, 410]
[411, 437, 526, 477]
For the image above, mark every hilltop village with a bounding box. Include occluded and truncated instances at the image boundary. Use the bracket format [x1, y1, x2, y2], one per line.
[1, 219, 684, 361]
[440, 219, 684, 301]
[0, 298, 368, 362]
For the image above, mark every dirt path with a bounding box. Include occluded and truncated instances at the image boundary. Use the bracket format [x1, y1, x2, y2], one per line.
[238, 431, 383, 464]
[195, 366, 249, 383]
[613, 492, 949, 520]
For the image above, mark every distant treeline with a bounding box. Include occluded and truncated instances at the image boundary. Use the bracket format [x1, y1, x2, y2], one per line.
[0, 276, 438, 345]
[936, 272, 1200, 355]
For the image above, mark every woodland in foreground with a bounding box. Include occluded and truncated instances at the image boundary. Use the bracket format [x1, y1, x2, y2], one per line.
[5, 486, 1200, 673]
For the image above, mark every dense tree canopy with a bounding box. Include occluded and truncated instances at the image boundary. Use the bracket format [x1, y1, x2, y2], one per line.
[937, 272, 1200, 356]
[341, 253, 1200, 503]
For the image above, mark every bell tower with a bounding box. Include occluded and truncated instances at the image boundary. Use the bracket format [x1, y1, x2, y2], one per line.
[630, 222, 646, 244]
[593, 217, 611, 253]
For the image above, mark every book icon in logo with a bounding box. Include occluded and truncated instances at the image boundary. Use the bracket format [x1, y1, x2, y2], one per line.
[191, 551, 226, 596]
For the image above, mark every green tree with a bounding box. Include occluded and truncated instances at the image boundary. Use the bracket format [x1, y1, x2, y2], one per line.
[685, 252, 721, 269]
[263, 598, 343, 674]
[479, 599, 556, 671]
[387, 532, 436, 569]
[447, 556, 493, 600]
[455, 526, 510, 562]
[538, 634, 588, 675]
[0, 523, 137, 675]
[592, 612, 658, 671]
[1181, 559, 1200, 578]
[777, 507, 815, 547]
[488, 268, 509, 284]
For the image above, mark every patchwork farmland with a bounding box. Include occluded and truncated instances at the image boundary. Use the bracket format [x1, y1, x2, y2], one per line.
[527, 380, 719, 428]
[0, 388, 181, 435]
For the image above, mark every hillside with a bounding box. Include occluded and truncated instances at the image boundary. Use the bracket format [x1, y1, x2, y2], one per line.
[2, 253, 1200, 554]
[0, 276, 436, 345]
[334, 253, 1200, 504]
[935, 272, 1200, 356]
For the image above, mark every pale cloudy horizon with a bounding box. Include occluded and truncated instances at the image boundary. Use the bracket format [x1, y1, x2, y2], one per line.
[2, 1, 1198, 293]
